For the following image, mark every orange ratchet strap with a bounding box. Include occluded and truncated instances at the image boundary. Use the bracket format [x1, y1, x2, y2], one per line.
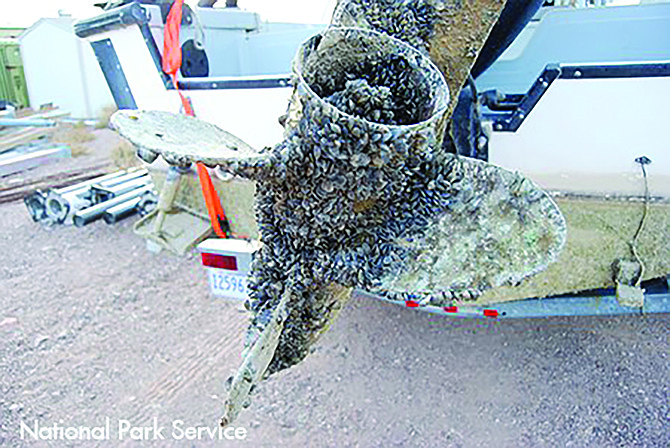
[163, 0, 228, 238]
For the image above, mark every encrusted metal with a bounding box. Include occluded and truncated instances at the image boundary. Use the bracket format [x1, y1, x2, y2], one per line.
[245, 27, 453, 374]
[332, 0, 507, 116]
[111, 22, 567, 427]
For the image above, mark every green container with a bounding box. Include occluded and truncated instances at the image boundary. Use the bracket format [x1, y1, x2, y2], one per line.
[0, 39, 29, 108]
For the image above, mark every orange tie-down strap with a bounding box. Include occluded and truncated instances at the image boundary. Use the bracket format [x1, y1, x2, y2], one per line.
[196, 162, 231, 238]
[163, 0, 230, 239]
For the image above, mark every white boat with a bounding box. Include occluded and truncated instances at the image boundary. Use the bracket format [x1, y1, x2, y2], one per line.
[76, 2, 320, 148]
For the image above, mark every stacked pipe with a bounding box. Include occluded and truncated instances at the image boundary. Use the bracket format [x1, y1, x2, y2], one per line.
[23, 167, 157, 226]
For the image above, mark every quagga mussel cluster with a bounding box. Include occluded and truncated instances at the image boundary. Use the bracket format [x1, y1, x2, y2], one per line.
[109, 25, 565, 376]
[243, 27, 451, 373]
[239, 25, 565, 372]
[108, 18, 566, 425]
[332, 0, 440, 52]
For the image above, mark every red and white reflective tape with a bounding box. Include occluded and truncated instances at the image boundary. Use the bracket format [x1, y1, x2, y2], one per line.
[404, 301, 500, 318]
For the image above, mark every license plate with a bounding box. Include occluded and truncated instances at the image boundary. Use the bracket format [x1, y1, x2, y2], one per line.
[207, 269, 250, 300]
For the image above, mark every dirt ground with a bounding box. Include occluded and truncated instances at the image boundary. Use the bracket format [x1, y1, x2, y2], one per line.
[0, 129, 669, 447]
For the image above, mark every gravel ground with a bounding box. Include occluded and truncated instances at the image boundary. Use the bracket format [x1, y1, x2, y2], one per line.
[0, 153, 668, 447]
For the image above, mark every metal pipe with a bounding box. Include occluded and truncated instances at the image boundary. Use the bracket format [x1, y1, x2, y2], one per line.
[54, 167, 145, 195]
[23, 167, 147, 225]
[45, 192, 72, 223]
[47, 169, 149, 221]
[46, 188, 93, 224]
[91, 174, 152, 202]
[95, 169, 148, 188]
[0, 146, 71, 177]
[73, 186, 152, 227]
[0, 118, 57, 127]
[102, 197, 142, 224]
[24, 191, 48, 222]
